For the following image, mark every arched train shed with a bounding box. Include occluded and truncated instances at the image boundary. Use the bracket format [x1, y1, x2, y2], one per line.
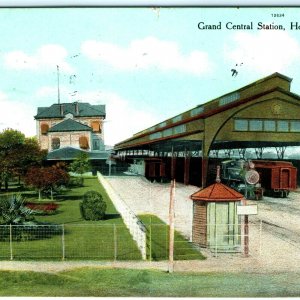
[114, 73, 300, 187]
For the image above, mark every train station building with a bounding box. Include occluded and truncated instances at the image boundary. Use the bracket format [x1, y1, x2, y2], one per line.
[114, 73, 300, 188]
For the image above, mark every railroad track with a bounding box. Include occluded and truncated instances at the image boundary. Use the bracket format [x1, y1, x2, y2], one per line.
[260, 219, 300, 250]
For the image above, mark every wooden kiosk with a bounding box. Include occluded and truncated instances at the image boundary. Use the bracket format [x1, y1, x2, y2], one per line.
[190, 167, 244, 251]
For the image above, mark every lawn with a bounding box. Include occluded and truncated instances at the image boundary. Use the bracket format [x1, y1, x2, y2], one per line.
[139, 215, 205, 261]
[0, 177, 141, 260]
[0, 268, 299, 297]
[0, 177, 205, 261]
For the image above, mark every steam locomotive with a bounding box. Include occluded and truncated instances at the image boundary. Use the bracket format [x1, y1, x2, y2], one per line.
[220, 159, 297, 199]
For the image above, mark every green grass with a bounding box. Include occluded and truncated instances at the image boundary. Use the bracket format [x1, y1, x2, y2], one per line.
[0, 177, 141, 260]
[140, 215, 205, 261]
[0, 177, 205, 261]
[0, 268, 299, 297]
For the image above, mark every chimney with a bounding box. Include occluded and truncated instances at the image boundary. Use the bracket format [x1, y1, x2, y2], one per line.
[216, 166, 221, 183]
[74, 102, 79, 115]
[60, 104, 64, 116]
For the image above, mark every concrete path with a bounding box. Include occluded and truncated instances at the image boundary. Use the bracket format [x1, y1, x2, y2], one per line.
[105, 176, 199, 239]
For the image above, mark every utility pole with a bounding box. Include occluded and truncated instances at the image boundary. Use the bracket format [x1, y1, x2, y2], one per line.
[168, 179, 175, 273]
[57, 65, 61, 104]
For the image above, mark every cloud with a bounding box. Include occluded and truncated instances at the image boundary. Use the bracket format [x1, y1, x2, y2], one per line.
[225, 30, 300, 74]
[74, 90, 158, 146]
[81, 37, 213, 75]
[4, 44, 73, 73]
[36, 85, 79, 102]
[0, 91, 36, 137]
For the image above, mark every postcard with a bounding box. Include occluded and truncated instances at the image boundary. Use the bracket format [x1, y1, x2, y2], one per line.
[0, 6, 299, 297]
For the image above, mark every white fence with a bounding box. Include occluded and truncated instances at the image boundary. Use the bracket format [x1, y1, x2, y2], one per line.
[97, 172, 147, 259]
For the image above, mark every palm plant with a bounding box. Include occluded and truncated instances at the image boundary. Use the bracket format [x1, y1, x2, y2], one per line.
[0, 194, 34, 225]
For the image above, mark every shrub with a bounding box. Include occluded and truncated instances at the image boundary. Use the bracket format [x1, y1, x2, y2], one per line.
[68, 177, 84, 187]
[80, 190, 106, 220]
[0, 194, 34, 225]
[25, 202, 59, 215]
[0, 223, 62, 242]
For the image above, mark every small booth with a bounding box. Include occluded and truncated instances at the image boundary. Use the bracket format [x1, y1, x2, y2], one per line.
[190, 168, 244, 252]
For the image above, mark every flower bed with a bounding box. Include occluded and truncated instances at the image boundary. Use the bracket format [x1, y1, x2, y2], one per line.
[25, 202, 59, 215]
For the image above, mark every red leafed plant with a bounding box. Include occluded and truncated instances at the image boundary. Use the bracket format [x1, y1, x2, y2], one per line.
[25, 202, 59, 215]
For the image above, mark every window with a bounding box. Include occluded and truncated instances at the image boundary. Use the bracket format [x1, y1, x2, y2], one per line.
[41, 123, 49, 135]
[190, 106, 204, 117]
[234, 119, 248, 131]
[150, 132, 162, 140]
[264, 120, 276, 131]
[290, 121, 300, 132]
[79, 136, 89, 149]
[91, 121, 101, 133]
[163, 128, 173, 137]
[93, 139, 100, 150]
[172, 115, 182, 123]
[51, 138, 60, 150]
[219, 92, 240, 106]
[235, 118, 300, 133]
[158, 122, 167, 128]
[277, 121, 289, 132]
[249, 120, 263, 131]
[173, 124, 186, 134]
[65, 113, 73, 119]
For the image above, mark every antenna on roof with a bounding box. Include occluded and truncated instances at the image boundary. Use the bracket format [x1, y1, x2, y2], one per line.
[57, 65, 60, 104]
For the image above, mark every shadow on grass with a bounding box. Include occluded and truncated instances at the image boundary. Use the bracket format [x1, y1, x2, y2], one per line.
[55, 195, 83, 201]
[104, 213, 121, 220]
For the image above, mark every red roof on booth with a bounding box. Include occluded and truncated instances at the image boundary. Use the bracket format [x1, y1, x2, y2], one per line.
[190, 182, 244, 202]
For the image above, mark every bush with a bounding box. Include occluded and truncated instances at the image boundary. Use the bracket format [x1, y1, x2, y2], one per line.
[0, 223, 62, 242]
[68, 177, 84, 187]
[25, 202, 59, 215]
[80, 190, 106, 220]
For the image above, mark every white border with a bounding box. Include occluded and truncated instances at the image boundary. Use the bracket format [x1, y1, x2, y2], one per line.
[0, 0, 300, 7]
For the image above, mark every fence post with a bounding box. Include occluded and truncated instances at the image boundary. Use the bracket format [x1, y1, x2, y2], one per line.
[149, 218, 152, 262]
[9, 224, 13, 261]
[259, 220, 262, 256]
[215, 224, 218, 258]
[62, 224, 65, 261]
[114, 224, 117, 261]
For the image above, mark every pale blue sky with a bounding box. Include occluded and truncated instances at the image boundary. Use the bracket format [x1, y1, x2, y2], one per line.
[1, 7, 300, 145]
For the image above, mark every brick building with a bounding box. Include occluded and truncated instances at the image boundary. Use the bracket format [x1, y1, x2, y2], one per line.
[34, 102, 108, 161]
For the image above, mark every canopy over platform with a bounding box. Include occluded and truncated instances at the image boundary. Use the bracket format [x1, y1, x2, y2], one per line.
[114, 73, 300, 187]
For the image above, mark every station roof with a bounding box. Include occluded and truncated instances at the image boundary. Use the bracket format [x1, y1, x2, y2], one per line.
[35, 102, 106, 119]
[47, 147, 109, 160]
[114, 72, 300, 153]
[48, 118, 92, 133]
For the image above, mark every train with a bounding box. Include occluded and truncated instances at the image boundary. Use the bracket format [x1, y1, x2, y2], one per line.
[220, 159, 297, 199]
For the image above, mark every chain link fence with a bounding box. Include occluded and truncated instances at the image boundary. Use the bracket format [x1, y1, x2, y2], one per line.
[0, 224, 141, 261]
[0, 223, 204, 261]
[1, 220, 293, 262]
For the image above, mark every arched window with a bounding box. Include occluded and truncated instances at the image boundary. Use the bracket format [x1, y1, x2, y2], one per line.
[91, 121, 101, 133]
[79, 136, 89, 149]
[51, 138, 60, 150]
[41, 123, 49, 135]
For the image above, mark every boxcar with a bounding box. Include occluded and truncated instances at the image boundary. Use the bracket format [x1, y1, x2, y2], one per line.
[252, 160, 297, 197]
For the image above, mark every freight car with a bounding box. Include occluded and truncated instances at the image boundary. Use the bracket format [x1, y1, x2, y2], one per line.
[220, 159, 297, 198]
[252, 160, 297, 197]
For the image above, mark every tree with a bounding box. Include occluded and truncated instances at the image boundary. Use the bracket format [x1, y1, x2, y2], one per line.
[80, 190, 106, 220]
[0, 129, 25, 190]
[24, 165, 69, 200]
[0, 129, 46, 191]
[17, 137, 47, 178]
[69, 152, 91, 183]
